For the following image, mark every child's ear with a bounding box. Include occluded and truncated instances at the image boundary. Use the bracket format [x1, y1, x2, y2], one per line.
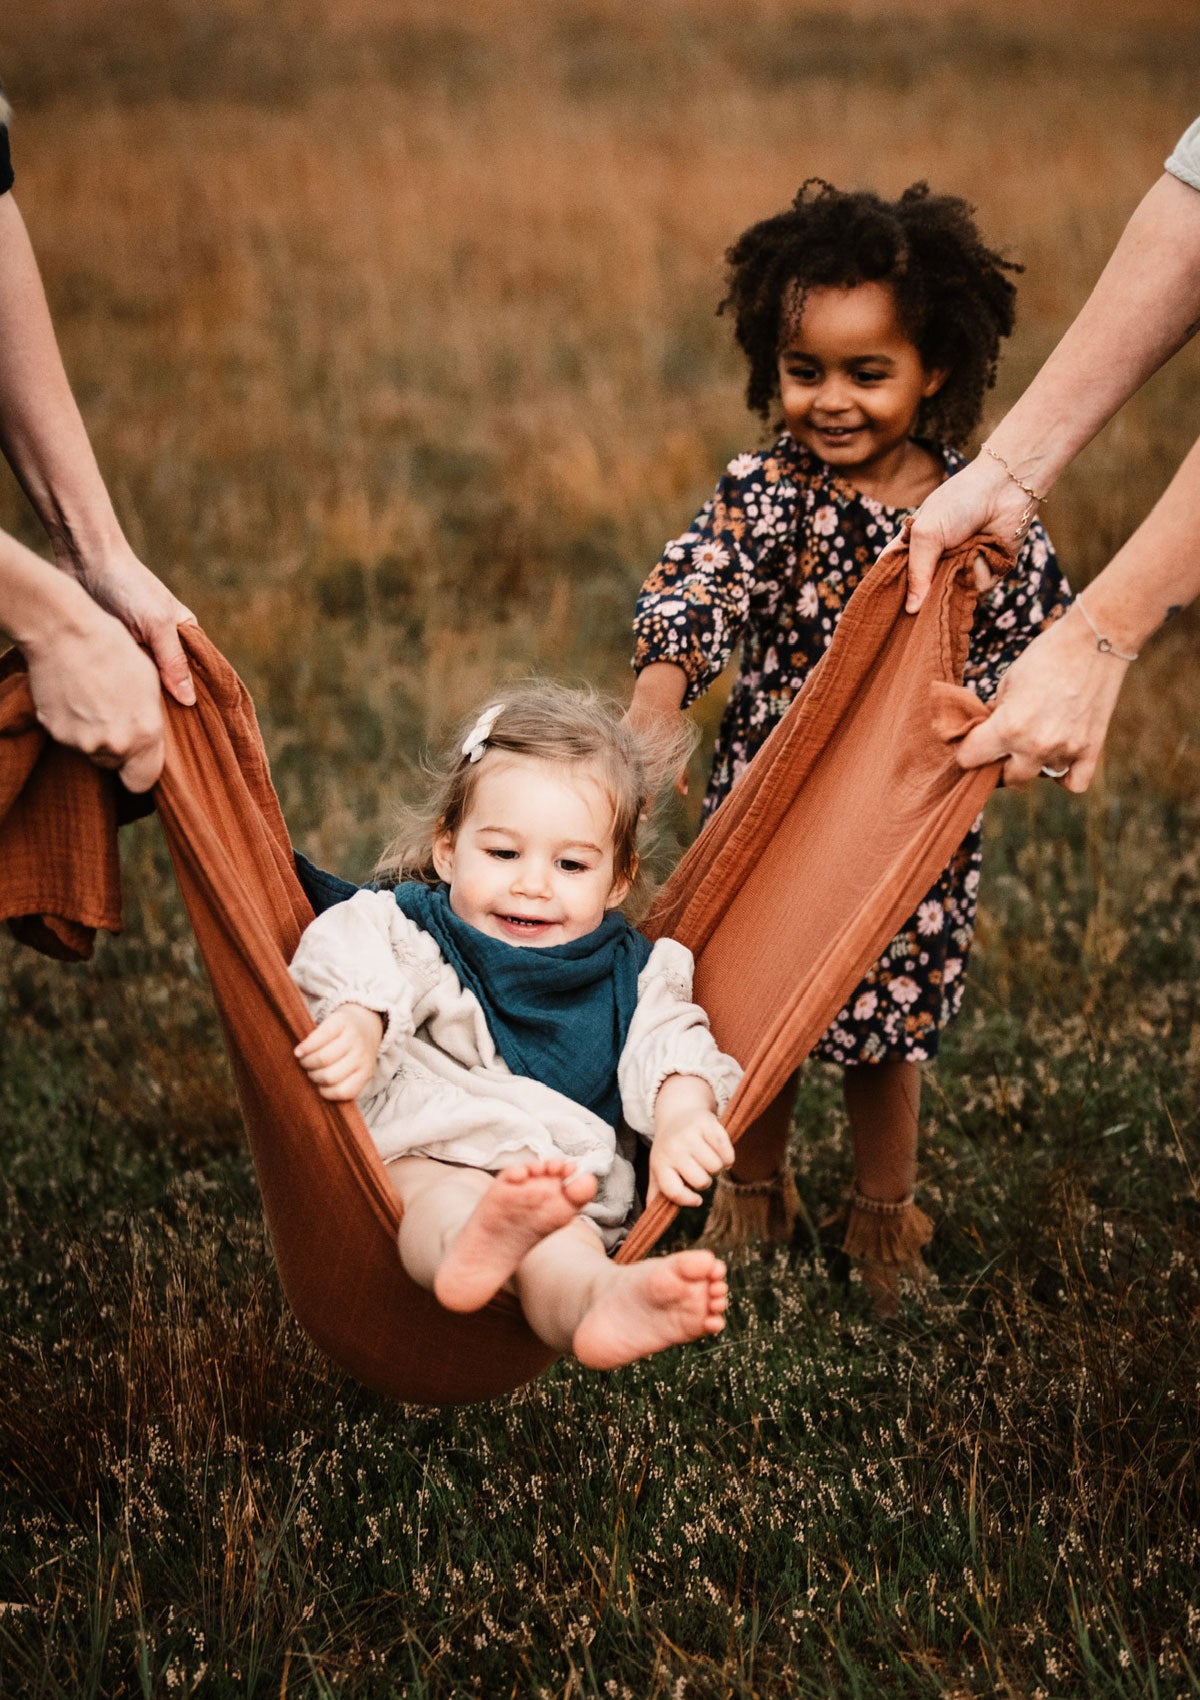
[606, 856, 637, 910]
[921, 365, 951, 400]
[431, 826, 455, 883]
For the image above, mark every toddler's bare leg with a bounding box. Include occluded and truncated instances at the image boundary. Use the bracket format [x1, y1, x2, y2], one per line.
[515, 1222, 728, 1368]
[386, 1154, 597, 1313]
[433, 1159, 597, 1313]
[387, 1156, 493, 1293]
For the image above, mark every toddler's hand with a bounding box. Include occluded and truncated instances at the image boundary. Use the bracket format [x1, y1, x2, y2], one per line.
[294, 1003, 385, 1101]
[648, 1076, 736, 1208]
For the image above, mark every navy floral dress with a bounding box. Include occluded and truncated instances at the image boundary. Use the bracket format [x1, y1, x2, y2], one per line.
[633, 432, 1071, 1065]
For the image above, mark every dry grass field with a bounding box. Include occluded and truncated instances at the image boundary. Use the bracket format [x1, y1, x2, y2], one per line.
[1, 2, 1199, 1694]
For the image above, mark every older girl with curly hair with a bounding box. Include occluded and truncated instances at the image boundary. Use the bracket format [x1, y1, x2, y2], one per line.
[629, 180, 1071, 1304]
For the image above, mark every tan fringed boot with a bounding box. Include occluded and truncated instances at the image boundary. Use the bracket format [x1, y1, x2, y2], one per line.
[840, 1189, 934, 1316]
[699, 1167, 802, 1251]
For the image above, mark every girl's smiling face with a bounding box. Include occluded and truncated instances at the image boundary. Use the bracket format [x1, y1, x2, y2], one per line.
[432, 754, 631, 947]
[777, 280, 947, 483]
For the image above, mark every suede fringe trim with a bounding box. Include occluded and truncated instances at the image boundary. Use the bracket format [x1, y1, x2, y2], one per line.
[841, 1193, 934, 1317]
[699, 1167, 801, 1250]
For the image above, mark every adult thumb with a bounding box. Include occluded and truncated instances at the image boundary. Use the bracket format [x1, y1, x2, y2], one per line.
[149, 617, 197, 707]
[953, 712, 1009, 772]
[118, 723, 166, 794]
[904, 524, 941, 614]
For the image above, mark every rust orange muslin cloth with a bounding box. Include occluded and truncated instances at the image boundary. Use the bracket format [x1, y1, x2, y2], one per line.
[0, 533, 1005, 1405]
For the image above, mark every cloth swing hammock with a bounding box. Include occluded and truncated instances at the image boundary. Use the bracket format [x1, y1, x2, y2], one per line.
[0, 533, 1007, 1406]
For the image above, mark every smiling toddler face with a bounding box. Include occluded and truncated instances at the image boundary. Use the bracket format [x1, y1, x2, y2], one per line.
[432, 754, 630, 946]
[776, 280, 946, 479]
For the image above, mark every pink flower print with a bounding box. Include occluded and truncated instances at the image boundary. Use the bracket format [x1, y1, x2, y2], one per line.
[812, 504, 838, 537]
[917, 899, 943, 936]
[943, 957, 962, 983]
[797, 582, 819, 620]
[692, 540, 730, 572]
[853, 991, 878, 1021]
[728, 453, 759, 478]
[888, 975, 921, 1008]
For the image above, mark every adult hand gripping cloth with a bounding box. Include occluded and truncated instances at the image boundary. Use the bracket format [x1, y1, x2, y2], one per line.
[0, 532, 1007, 1404]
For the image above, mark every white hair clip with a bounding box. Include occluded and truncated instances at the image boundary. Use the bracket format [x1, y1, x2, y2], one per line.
[461, 703, 503, 764]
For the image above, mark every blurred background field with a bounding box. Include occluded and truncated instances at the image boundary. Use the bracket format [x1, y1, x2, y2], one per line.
[1, 1, 1198, 1694]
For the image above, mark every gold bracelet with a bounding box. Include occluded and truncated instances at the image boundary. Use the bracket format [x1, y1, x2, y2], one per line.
[1075, 595, 1139, 662]
[981, 443, 1049, 539]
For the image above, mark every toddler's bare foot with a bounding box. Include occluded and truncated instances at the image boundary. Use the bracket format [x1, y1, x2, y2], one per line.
[572, 1248, 728, 1370]
[434, 1160, 597, 1314]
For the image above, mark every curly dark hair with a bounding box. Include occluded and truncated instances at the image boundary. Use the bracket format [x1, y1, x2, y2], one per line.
[720, 179, 1021, 449]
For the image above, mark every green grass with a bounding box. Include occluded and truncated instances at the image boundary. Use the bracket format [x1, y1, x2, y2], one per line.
[1, 0, 1199, 1692]
[2, 783, 1198, 1697]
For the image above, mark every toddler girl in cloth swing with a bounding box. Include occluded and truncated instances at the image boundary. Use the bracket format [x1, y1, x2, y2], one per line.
[288, 684, 742, 1370]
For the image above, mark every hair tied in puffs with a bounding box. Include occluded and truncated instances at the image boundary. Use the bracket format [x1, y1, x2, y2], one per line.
[461, 703, 503, 764]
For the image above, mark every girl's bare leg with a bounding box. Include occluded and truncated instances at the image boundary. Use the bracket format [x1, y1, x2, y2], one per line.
[514, 1220, 728, 1369]
[386, 1155, 597, 1313]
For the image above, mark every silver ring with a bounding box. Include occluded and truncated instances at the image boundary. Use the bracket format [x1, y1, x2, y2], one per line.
[1040, 763, 1070, 780]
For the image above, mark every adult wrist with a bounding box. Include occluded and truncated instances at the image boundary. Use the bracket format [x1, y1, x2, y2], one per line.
[47, 517, 132, 586]
[10, 564, 112, 654]
[1068, 583, 1150, 658]
[1054, 596, 1137, 669]
[977, 406, 1081, 497]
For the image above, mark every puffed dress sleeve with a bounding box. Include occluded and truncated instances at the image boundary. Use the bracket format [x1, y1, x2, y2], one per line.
[633, 450, 789, 708]
[288, 889, 445, 1099]
[617, 937, 743, 1138]
[1166, 116, 1200, 193]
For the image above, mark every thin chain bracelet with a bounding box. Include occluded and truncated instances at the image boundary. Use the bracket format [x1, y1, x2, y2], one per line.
[1075, 594, 1140, 661]
[981, 442, 1049, 539]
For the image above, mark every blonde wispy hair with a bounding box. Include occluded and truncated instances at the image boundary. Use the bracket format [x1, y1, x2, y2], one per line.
[374, 680, 695, 915]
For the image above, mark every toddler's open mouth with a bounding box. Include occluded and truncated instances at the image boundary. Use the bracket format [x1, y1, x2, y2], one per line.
[495, 913, 556, 937]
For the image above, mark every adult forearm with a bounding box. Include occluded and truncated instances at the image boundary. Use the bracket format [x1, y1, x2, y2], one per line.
[0, 193, 126, 571]
[950, 433, 1200, 791]
[1082, 428, 1200, 652]
[0, 523, 90, 645]
[628, 661, 688, 718]
[986, 173, 1200, 493]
